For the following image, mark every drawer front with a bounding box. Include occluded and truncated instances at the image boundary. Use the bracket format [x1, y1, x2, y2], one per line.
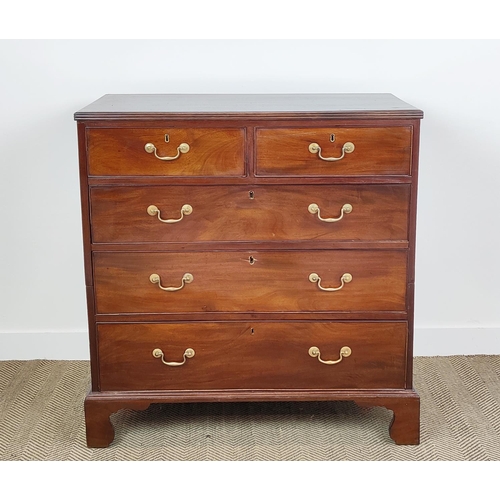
[93, 250, 407, 314]
[90, 185, 410, 243]
[87, 128, 245, 176]
[98, 322, 407, 391]
[256, 127, 412, 176]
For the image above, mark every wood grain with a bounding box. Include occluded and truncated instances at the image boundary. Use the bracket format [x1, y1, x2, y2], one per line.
[256, 127, 412, 176]
[93, 250, 407, 314]
[357, 392, 420, 444]
[84, 387, 420, 447]
[84, 396, 151, 448]
[97, 322, 407, 391]
[87, 127, 245, 176]
[90, 184, 410, 243]
[77, 93, 422, 448]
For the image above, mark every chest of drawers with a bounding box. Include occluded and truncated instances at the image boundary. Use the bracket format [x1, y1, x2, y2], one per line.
[75, 94, 423, 447]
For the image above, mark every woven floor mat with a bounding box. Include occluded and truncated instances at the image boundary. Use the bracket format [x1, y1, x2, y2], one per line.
[1, 356, 500, 460]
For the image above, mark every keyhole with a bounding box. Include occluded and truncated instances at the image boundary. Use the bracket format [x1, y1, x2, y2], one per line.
[164, 134, 170, 143]
[330, 134, 336, 143]
[251, 328, 255, 334]
[249, 256, 255, 265]
[249, 190, 255, 199]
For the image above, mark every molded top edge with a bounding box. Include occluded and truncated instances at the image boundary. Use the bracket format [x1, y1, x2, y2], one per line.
[74, 93, 424, 120]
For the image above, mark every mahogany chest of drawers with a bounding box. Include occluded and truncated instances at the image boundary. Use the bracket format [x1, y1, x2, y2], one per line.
[75, 94, 423, 447]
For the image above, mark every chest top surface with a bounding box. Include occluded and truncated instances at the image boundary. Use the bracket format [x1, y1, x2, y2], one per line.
[74, 93, 423, 120]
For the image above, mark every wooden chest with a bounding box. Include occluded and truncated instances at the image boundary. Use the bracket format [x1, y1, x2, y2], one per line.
[75, 94, 423, 447]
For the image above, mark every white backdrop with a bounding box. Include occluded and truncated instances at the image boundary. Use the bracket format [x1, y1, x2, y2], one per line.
[1, 40, 499, 359]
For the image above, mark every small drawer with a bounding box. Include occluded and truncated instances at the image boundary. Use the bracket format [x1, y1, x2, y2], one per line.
[90, 184, 410, 244]
[93, 250, 407, 314]
[98, 322, 408, 391]
[87, 127, 245, 176]
[256, 127, 412, 176]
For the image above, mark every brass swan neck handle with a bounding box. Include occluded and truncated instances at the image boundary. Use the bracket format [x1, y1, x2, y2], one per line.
[309, 346, 352, 365]
[147, 204, 193, 224]
[149, 273, 193, 292]
[308, 203, 352, 223]
[152, 348, 195, 366]
[309, 272, 352, 292]
[308, 141, 355, 162]
[144, 142, 190, 161]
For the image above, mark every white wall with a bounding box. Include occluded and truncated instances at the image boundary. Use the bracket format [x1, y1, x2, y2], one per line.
[1, 40, 499, 359]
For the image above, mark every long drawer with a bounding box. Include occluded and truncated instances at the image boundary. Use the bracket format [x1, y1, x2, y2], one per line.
[256, 127, 412, 176]
[87, 127, 245, 176]
[93, 250, 407, 314]
[98, 322, 408, 391]
[90, 185, 410, 243]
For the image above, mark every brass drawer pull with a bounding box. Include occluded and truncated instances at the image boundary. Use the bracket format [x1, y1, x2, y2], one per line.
[147, 204, 193, 223]
[308, 141, 355, 161]
[149, 272, 193, 291]
[144, 142, 190, 161]
[152, 348, 195, 366]
[309, 272, 352, 291]
[308, 203, 352, 222]
[309, 346, 351, 365]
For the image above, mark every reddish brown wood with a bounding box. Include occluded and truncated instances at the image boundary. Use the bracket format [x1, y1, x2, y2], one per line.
[388, 395, 420, 444]
[356, 391, 420, 444]
[84, 394, 150, 448]
[85, 286, 99, 392]
[95, 311, 408, 322]
[77, 123, 93, 285]
[256, 127, 412, 176]
[87, 127, 245, 177]
[87, 174, 413, 186]
[84, 388, 419, 446]
[76, 94, 422, 448]
[90, 184, 410, 244]
[93, 250, 407, 314]
[91, 241, 410, 252]
[97, 322, 407, 391]
[405, 119, 421, 388]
